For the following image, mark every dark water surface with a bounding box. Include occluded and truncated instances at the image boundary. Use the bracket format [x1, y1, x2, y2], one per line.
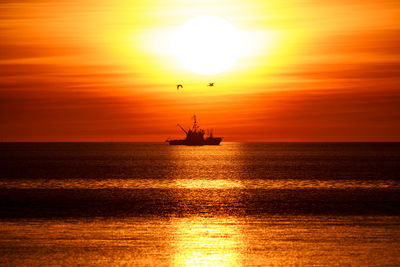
[0, 142, 399, 265]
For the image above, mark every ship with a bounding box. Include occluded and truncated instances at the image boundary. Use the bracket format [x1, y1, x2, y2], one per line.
[167, 115, 222, 146]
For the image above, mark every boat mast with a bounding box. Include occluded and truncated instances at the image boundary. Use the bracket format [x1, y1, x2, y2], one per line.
[192, 115, 199, 132]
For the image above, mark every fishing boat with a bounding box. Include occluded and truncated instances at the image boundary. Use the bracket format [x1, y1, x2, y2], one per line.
[167, 115, 222, 146]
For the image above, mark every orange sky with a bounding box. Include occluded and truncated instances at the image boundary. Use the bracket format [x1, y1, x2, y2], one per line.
[0, 0, 399, 141]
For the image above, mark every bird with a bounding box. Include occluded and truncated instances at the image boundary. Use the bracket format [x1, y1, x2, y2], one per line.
[208, 83, 214, 87]
[176, 84, 183, 90]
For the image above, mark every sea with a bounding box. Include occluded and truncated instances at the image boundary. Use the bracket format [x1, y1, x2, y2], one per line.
[0, 142, 399, 266]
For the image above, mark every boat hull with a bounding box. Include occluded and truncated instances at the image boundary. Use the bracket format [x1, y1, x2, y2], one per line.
[205, 137, 222, 145]
[168, 139, 187, 145]
[168, 137, 221, 146]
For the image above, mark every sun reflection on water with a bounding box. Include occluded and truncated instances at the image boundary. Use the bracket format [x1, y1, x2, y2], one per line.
[171, 179, 243, 189]
[171, 217, 243, 267]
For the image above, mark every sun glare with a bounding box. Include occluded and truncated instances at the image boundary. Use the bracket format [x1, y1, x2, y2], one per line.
[174, 16, 241, 75]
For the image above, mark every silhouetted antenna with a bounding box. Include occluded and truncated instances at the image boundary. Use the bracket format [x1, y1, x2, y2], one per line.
[192, 115, 200, 131]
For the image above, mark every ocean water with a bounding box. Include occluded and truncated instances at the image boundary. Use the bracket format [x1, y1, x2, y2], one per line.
[0, 142, 399, 266]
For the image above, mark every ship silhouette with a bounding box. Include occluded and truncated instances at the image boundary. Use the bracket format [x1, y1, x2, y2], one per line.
[167, 115, 222, 146]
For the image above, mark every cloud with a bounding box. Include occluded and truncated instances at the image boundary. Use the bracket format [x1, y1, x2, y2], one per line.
[279, 62, 400, 81]
[305, 29, 400, 56]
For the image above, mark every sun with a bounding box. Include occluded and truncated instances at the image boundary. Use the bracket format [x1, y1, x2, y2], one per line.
[174, 16, 241, 75]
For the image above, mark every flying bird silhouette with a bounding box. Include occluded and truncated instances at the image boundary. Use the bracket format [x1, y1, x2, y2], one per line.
[208, 83, 215, 87]
[176, 84, 183, 90]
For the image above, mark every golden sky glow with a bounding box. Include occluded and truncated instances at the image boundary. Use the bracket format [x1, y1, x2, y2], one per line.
[0, 0, 399, 141]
